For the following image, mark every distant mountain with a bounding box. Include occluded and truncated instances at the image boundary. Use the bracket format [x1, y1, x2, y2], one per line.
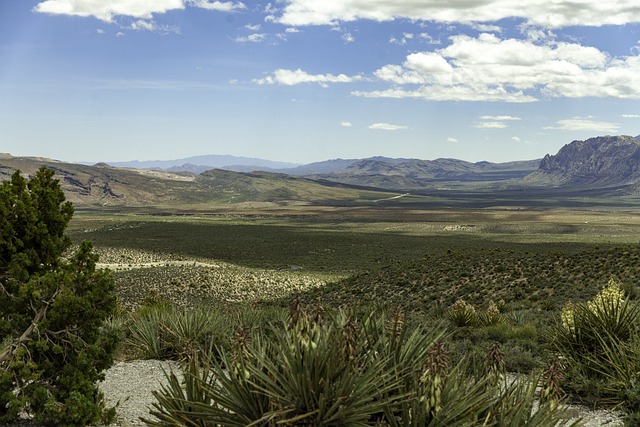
[524, 135, 640, 188]
[299, 157, 541, 190]
[100, 155, 299, 171]
[0, 154, 390, 208]
[278, 157, 410, 175]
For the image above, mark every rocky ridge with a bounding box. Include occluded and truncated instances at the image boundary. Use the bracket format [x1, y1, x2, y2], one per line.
[524, 135, 640, 188]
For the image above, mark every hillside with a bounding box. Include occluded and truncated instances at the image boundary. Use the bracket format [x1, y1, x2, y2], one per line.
[304, 158, 541, 190]
[0, 154, 394, 209]
[299, 245, 640, 312]
[524, 135, 640, 189]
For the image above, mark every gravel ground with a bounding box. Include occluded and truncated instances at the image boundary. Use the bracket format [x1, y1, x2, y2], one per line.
[100, 360, 183, 427]
[1, 359, 625, 427]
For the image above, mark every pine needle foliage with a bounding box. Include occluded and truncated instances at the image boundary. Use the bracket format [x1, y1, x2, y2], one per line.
[0, 168, 118, 426]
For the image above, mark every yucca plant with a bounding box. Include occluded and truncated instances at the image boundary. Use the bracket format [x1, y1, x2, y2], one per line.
[552, 279, 639, 376]
[480, 373, 581, 427]
[449, 299, 478, 327]
[127, 306, 166, 359]
[551, 278, 640, 414]
[144, 308, 404, 426]
[126, 304, 229, 361]
[145, 347, 271, 427]
[478, 301, 507, 327]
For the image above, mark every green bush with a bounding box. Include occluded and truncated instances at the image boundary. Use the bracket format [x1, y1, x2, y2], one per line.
[551, 278, 640, 412]
[0, 168, 118, 426]
[126, 303, 230, 361]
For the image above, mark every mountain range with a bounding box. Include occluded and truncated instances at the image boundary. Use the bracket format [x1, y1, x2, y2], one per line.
[2, 134, 640, 208]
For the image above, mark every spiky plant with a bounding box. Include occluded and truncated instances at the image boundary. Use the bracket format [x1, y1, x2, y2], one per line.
[552, 278, 639, 376]
[551, 278, 640, 414]
[449, 299, 478, 327]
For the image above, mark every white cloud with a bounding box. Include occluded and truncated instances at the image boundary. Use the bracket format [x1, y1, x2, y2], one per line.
[511, 136, 521, 142]
[353, 33, 640, 102]
[235, 33, 266, 43]
[470, 23, 503, 33]
[254, 69, 362, 87]
[369, 123, 409, 131]
[342, 32, 355, 43]
[389, 32, 414, 45]
[479, 115, 521, 121]
[34, 0, 244, 22]
[474, 121, 508, 129]
[129, 19, 180, 33]
[447, 137, 459, 143]
[245, 23, 261, 31]
[130, 19, 156, 31]
[116, 31, 125, 36]
[189, 0, 245, 12]
[544, 117, 620, 133]
[623, 114, 640, 118]
[285, 27, 301, 33]
[340, 121, 353, 127]
[274, 0, 640, 28]
[96, 28, 105, 34]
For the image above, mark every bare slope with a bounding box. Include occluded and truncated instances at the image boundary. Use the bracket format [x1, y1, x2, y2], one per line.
[0, 154, 393, 208]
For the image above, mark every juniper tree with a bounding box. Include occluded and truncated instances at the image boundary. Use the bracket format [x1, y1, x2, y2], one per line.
[0, 167, 118, 426]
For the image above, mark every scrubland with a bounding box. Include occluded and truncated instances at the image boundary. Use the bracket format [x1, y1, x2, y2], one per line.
[68, 206, 640, 425]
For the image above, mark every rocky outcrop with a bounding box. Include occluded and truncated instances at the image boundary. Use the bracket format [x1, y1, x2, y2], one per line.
[524, 135, 640, 187]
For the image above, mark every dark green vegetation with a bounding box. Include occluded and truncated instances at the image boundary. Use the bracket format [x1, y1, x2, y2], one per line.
[304, 246, 640, 311]
[0, 168, 118, 426]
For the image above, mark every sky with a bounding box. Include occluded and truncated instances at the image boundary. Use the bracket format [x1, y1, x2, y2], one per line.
[1, 1, 640, 165]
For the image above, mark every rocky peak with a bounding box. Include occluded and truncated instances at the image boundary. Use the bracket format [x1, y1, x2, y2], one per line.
[527, 135, 640, 186]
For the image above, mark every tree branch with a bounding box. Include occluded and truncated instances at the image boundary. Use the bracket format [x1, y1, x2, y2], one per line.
[0, 289, 59, 365]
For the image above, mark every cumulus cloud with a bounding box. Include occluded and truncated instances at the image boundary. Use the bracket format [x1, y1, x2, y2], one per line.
[189, 0, 245, 12]
[274, 0, 640, 28]
[34, 0, 244, 22]
[447, 137, 459, 143]
[352, 33, 640, 102]
[235, 33, 266, 43]
[369, 123, 409, 131]
[622, 114, 640, 118]
[340, 121, 353, 127]
[254, 69, 362, 87]
[544, 117, 620, 133]
[511, 136, 521, 142]
[245, 23, 261, 31]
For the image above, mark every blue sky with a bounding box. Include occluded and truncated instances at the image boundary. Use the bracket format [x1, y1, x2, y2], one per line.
[1, 1, 640, 164]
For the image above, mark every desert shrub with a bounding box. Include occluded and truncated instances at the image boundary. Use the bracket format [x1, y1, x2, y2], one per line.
[146, 306, 577, 426]
[126, 303, 230, 361]
[0, 168, 118, 426]
[551, 278, 640, 412]
[477, 300, 507, 326]
[449, 299, 478, 327]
